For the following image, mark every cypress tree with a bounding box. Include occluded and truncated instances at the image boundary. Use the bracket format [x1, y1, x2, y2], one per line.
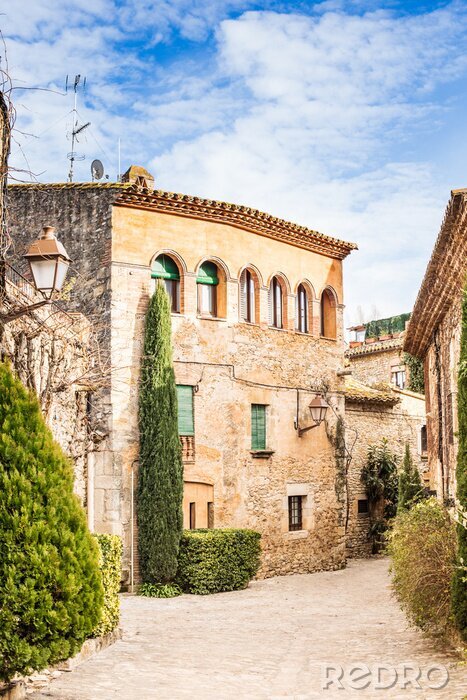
[137, 282, 183, 583]
[0, 362, 103, 683]
[397, 443, 424, 513]
[452, 285, 467, 640]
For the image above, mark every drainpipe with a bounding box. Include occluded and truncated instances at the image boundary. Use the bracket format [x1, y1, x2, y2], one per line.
[130, 460, 137, 593]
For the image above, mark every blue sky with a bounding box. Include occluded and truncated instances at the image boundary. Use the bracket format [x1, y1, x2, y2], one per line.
[2, 0, 467, 325]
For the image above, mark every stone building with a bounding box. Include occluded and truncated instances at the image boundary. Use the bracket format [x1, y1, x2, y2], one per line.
[404, 188, 467, 501]
[344, 377, 426, 557]
[347, 315, 411, 389]
[7, 167, 357, 582]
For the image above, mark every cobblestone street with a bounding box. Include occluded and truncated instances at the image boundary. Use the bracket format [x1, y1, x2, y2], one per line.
[31, 558, 467, 699]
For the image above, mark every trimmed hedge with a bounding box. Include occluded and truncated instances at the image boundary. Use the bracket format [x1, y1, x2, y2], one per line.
[176, 529, 261, 594]
[92, 534, 122, 637]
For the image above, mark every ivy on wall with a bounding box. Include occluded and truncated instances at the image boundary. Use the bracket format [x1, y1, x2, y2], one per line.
[403, 352, 425, 394]
[365, 312, 411, 339]
[452, 284, 467, 641]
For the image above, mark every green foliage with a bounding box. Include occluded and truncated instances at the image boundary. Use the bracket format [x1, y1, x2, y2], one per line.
[365, 312, 411, 338]
[176, 529, 261, 594]
[453, 285, 467, 641]
[138, 582, 182, 598]
[137, 283, 184, 584]
[92, 534, 122, 637]
[361, 439, 398, 552]
[398, 444, 426, 514]
[389, 498, 457, 638]
[403, 353, 425, 394]
[0, 363, 103, 683]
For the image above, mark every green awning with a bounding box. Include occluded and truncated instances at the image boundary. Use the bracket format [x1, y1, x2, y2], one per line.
[152, 254, 180, 280]
[196, 261, 218, 286]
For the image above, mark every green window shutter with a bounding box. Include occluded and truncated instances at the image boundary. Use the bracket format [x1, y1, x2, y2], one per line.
[196, 261, 219, 286]
[251, 404, 266, 450]
[177, 385, 194, 436]
[152, 254, 180, 280]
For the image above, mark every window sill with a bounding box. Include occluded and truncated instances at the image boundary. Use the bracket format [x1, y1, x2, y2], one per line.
[197, 315, 227, 322]
[320, 335, 337, 342]
[239, 320, 259, 327]
[294, 329, 312, 336]
[267, 325, 289, 333]
[250, 449, 275, 459]
[284, 529, 309, 539]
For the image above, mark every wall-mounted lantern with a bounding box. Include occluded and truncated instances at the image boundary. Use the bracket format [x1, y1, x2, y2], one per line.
[295, 392, 329, 437]
[1, 226, 71, 323]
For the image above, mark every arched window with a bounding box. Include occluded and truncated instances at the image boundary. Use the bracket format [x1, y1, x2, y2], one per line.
[296, 284, 309, 333]
[197, 261, 219, 317]
[152, 254, 180, 313]
[320, 288, 337, 339]
[239, 268, 258, 323]
[268, 276, 284, 329]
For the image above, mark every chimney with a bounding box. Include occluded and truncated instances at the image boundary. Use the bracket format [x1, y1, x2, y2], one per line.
[121, 165, 155, 189]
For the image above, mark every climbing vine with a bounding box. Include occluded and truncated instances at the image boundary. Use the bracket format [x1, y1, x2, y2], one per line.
[452, 283, 467, 641]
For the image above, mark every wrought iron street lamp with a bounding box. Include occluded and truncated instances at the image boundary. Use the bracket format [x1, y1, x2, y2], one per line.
[1, 226, 71, 323]
[295, 393, 329, 437]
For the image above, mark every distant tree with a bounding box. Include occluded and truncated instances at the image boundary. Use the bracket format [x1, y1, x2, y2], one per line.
[361, 439, 399, 552]
[452, 285, 467, 641]
[397, 443, 425, 513]
[0, 362, 103, 683]
[137, 282, 183, 584]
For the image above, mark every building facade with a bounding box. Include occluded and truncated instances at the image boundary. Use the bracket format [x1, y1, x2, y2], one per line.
[404, 189, 467, 501]
[7, 168, 356, 582]
[344, 378, 427, 557]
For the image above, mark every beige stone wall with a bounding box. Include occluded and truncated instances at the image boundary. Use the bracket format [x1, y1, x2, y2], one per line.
[0, 278, 92, 509]
[109, 204, 348, 582]
[348, 344, 404, 387]
[423, 298, 462, 500]
[345, 391, 426, 558]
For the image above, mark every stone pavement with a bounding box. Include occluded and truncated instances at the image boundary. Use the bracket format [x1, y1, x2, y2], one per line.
[30, 558, 467, 699]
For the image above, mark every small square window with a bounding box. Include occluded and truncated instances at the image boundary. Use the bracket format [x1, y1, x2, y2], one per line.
[288, 495, 303, 531]
[357, 499, 369, 515]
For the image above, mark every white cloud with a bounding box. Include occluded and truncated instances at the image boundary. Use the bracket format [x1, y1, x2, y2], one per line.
[3, 2, 467, 321]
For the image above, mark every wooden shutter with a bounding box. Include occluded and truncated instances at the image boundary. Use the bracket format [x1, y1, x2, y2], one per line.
[240, 269, 247, 321]
[176, 385, 194, 436]
[251, 404, 266, 450]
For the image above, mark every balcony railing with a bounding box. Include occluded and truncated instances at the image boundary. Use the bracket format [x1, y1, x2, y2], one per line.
[180, 435, 195, 462]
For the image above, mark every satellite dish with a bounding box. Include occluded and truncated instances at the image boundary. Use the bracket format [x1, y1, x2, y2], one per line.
[91, 159, 104, 181]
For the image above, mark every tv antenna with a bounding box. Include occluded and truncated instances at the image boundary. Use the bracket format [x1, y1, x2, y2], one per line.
[66, 74, 90, 182]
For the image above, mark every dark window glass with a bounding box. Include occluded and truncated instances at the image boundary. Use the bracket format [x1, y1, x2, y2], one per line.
[288, 495, 303, 531]
[357, 499, 369, 515]
[189, 502, 196, 529]
[421, 425, 427, 454]
[297, 284, 308, 333]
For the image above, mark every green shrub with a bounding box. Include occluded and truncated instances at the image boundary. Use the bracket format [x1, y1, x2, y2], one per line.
[92, 534, 122, 637]
[137, 283, 183, 584]
[139, 582, 182, 598]
[0, 363, 103, 683]
[176, 529, 261, 594]
[389, 498, 457, 638]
